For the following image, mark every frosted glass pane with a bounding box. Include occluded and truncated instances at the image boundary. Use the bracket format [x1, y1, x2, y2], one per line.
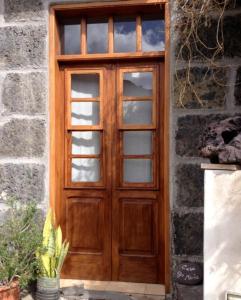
[124, 131, 152, 155]
[72, 102, 100, 126]
[71, 74, 99, 98]
[63, 24, 81, 54]
[142, 18, 165, 51]
[87, 18, 108, 54]
[124, 159, 152, 183]
[123, 101, 152, 125]
[72, 131, 100, 155]
[72, 158, 100, 182]
[123, 72, 152, 97]
[114, 17, 136, 53]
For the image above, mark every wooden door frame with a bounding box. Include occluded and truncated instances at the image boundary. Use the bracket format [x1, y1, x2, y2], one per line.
[49, 0, 170, 292]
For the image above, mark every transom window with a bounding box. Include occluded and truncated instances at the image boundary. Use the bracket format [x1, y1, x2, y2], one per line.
[60, 14, 165, 55]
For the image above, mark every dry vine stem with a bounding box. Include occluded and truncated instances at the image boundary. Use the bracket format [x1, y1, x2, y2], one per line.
[175, 0, 232, 107]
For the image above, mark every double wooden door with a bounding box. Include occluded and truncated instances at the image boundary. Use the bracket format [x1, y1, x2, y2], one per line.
[61, 62, 165, 283]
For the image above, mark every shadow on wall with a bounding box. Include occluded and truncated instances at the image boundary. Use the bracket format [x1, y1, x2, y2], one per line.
[204, 170, 241, 300]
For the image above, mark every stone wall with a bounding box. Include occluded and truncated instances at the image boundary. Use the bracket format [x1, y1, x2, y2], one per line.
[0, 0, 241, 299]
[171, 2, 241, 299]
[0, 0, 116, 207]
[0, 0, 48, 207]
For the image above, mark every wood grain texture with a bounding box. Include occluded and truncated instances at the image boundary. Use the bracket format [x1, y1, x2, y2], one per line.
[50, 0, 170, 288]
[81, 18, 87, 55]
[52, 0, 167, 12]
[136, 16, 142, 52]
[163, 2, 171, 293]
[61, 64, 164, 283]
[108, 16, 114, 53]
[56, 52, 165, 62]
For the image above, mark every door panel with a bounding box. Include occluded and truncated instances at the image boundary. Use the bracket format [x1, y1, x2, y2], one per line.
[67, 197, 103, 252]
[62, 190, 111, 279]
[112, 190, 160, 283]
[62, 66, 112, 280]
[61, 63, 164, 283]
[120, 199, 155, 254]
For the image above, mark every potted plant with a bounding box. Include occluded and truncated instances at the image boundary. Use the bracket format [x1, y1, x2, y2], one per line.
[36, 210, 69, 300]
[0, 196, 43, 300]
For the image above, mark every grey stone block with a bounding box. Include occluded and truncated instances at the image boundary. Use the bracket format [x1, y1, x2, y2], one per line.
[0, 119, 45, 157]
[175, 18, 219, 61]
[173, 212, 203, 256]
[175, 114, 230, 157]
[174, 67, 227, 109]
[4, 0, 44, 22]
[227, 0, 241, 8]
[235, 67, 241, 106]
[175, 13, 241, 60]
[223, 14, 241, 58]
[2, 72, 47, 115]
[175, 164, 204, 208]
[0, 164, 45, 202]
[176, 284, 203, 300]
[0, 25, 47, 70]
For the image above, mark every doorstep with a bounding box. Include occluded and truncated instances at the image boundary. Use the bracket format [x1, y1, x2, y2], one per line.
[61, 289, 165, 300]
[22, 290, 165, 300]
[61, 280, 165, 296]
[21, 280, 165, 299]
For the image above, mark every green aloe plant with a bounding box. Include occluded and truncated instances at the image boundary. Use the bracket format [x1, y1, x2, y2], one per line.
[36, 210, 69, 278]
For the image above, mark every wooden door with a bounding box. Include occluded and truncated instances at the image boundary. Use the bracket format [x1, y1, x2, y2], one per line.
[61, 62, 165, 283]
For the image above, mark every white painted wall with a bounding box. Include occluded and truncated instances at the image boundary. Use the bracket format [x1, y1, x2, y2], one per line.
[204, 167, 241, 300]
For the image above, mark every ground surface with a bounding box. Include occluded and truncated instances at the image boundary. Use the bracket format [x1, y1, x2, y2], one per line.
[61, 289, 165, 299]
[22, 289, 165, 300]
[22, 280, 166, 299]
[60, 289, 165, 299]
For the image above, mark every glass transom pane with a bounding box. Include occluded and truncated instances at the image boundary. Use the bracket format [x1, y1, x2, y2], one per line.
[114, 17, 136, 53]
[123, 101, 152, 125]
[71, 102, 100, 126]
[124, 131, 152, 155]
[124, 159, 152, 183]
[123, 72, 152, 97]
[72, 158, 100, 182]
[142, 17, 165, 51]
[72, 131, 100, 155]
[87, 18, 108, 54]
[63, 24, 81, 55]
[71, 74, 99, 98]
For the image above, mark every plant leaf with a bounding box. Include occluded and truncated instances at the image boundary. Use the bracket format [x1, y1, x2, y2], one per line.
[55, 226, 62, 257]
[43, 210, 52, 247]
[56, 241, 69, 275]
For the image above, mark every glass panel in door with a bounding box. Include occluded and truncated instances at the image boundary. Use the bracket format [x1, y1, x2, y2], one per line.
[119, 68, 156, 186]
[123, 131, 152, 155]
[123, 72, 153, 97]
[67, 70, 104, 186]
[124, 159, 152, 183]
[72, 131, 101, 155]
[71, 74, 99, 98]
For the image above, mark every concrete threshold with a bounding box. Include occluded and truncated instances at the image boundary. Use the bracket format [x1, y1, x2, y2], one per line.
[61, 280, 165, 296]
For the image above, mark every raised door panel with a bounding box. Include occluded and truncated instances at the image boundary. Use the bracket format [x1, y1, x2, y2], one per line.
[112, 190, 160, 283]
[67, 197, 103, 253]
[119, 256, 158, 283]
[62, 190, 111, 280]
[120, 199, 155, 255]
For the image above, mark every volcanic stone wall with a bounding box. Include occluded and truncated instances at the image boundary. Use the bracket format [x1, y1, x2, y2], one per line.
[171, 1, 241, 299]
[0, 0, 241, 299]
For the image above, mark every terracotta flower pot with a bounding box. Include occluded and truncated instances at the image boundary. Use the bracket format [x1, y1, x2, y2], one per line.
[0, 281, 20, 300]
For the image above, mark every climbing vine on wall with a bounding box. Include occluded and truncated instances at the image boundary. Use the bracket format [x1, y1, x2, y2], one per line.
[175, 0, 234, 107]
